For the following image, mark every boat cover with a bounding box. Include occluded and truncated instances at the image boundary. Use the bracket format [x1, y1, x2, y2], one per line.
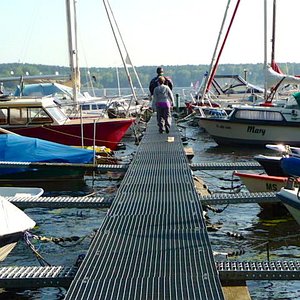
[0, 196, 35, 236]
[14, 83, 72, 97]
[281, 157, 300, 177]
[0, 134, 94, 163]
[14, 82, 86, 101]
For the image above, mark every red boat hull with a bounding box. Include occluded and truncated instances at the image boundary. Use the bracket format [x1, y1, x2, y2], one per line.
[2, 118, 134, 150]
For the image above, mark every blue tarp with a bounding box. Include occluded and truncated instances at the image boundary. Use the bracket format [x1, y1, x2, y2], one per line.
[281, 157, 300, 177]
[0, 134, 94, 163]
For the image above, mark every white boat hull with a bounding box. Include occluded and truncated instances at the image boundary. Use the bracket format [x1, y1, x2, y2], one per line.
[277, 187, 300, 224]
[199, 119, 300, 146]
[0, 196, 36, 261]
[234, 172, 292, 193]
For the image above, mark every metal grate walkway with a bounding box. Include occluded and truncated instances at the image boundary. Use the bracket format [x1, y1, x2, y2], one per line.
[2, 260, 300, 289]
[190, 161, 263, 171]
[65, 117, 225, 299]
[217, 261, 300, 281]
[199, 192, 279, 205]
[0, 266, 77, 289]
[8, 196, 112, 209]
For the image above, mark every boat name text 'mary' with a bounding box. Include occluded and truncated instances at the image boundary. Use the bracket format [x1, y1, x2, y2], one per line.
[247, 126, 266, 136]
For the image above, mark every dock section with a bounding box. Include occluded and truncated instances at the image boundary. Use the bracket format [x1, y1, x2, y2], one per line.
[65, 117, 225, 299]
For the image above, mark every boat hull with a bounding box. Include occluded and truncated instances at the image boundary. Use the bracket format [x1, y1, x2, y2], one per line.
[277, 188, 300, 224]
[0, 167, 86, 182]
[199, 118, 300, 146]
[234, 172, 294, 212]
[1, 118, 135, 150]
[254, 155, 285, 176]
[234, 172, 297, 192]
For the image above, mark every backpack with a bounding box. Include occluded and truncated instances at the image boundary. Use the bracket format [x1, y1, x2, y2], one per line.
[149, 76, 173, 95]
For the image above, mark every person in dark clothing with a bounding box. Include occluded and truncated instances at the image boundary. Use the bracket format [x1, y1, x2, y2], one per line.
[152, 76, 174, 134]
[149, 67, 173, 96]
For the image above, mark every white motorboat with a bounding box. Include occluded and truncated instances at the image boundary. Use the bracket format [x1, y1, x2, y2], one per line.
[277, 185, 300, 225]
[199, 93, 300, 147]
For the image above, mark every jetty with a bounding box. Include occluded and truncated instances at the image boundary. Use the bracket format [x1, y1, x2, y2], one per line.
[65, 116, 225, 299]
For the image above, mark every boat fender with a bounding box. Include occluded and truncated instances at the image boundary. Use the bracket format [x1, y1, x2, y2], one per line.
[226, 231, 244, 240]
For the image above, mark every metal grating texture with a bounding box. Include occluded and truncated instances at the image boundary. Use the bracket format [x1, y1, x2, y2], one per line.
[199, 192, 279, 205]
[0, 161, 128, 172]
[65, 117, 225, 300]
[3, 260, 300, 289]
[217, 260, 300, 281]
[190, 162, 263, 171]
[0, 266, 77, 288]
[7, 196, 112, 209]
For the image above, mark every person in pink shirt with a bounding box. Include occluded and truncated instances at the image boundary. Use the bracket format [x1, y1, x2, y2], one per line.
[152, 76, 174, 133]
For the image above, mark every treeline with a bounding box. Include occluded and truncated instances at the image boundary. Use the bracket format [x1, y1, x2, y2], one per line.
[1, 62, 300, 91]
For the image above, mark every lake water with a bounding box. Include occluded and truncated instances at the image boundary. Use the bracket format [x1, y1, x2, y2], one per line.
[1, 122, 300, 299]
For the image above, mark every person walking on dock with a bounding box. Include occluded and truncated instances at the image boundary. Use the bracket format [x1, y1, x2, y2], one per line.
[152, 76, 174, 133]
[149, 67, 173, 97]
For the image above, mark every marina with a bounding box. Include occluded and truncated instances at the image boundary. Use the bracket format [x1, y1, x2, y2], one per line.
[1, 115, 300, 299]
[1, 1, 300, 298]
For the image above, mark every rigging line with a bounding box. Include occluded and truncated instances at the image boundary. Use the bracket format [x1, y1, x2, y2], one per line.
[14, 125, 120, 145]
[18, 3, 42, 64]
[196, 169, 238, 182]
[74, 15, 96, 96]
[24, 232, 51, 267]
[199, 0, 231, 101]
[206, 0, 241, 94]
[105, 0, 145, 95]
[34, 234, 90, 248]
[102, 0, 138, 115]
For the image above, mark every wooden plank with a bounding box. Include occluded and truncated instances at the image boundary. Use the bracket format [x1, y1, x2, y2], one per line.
[222, 284, 251, 300]
[184, 146, 194, 160]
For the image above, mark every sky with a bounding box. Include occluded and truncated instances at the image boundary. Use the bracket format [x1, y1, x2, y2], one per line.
[1, 0, 300, 68]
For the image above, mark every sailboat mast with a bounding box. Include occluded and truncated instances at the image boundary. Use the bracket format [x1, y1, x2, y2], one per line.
[263, 0, 268, 101]
[206, 0, 241, 93]
[199, 0, 231, 101]
[66, 0, 80, 102]
[271, 0, 276, 64]
[116, 66, 121, 96]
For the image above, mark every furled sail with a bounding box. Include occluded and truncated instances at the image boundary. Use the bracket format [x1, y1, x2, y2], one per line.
[266, 65, 300, 89]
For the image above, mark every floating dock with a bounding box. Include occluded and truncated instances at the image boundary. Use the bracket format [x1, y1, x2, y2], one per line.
[5, 191, 279, 209]
[65, 116, 225, 299]
[2, 260, 300, 289]
[2, 116, 300, 299]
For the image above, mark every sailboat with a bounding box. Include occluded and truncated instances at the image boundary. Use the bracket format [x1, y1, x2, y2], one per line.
[0, 0, 135, 150]
[198, 0, 300, 147]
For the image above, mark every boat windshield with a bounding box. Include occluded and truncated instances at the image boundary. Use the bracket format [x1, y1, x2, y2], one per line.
[46, 107, 68, 123]
[0, 106, 56, 125]
[81, 103, 107, 111]
[235, 109, 284, 121]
